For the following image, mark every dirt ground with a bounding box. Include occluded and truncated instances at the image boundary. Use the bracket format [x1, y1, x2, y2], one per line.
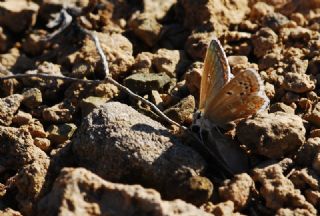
[1, 0, 320, 215]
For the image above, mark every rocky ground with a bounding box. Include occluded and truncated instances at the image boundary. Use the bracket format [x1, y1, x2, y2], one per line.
[1, 0, 320, 215]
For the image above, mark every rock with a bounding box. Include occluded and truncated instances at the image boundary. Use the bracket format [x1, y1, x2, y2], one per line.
[124, 72, 171, 94]
[289, 168, 319, 191]
[0, 27, 12, 53]
[269, 102, 295, 114]
[264, 82, 276, 99]
[304, 102, 320, 127]
[281, 73, 316, 93]
[12, 111, 33, 126]
[202, 201, 235, 216]
[227, 56, 248, 67]
[38, 168, 213, 216]
[93, 83, 119, 98]
[0, 94, 23, 126]
[22, 88, 42, 109]
[309, 129, 320, 138]
[184, 62, 203, 95]
[80, 96, 109, 117]
[153, 49, 191, 78]
[20, 120, 47, 138]
[143, 0, 177, 20]
[74, 32, 134, 79]
[252, 164, 316, 215]
[0, 48, 34, 73]
[47, 123, 77, 144]
[0, 0, 39, 33]
[42, 102, 74, 123]
[236, 112, 306, 159]
[149, 90, 163, 109]
[0, 126, 50, 215]
[276, 208, 316, 216]
[132, 52, 154, 74]
[262, 12, 289, 32]
[258, 52, 281, 70]
[179, 0, 249, 36]
[295, 137, 320, 167]
[22, 30, 47, 56]
[249, 2, 274, 20]
[0, 208, 22, 216]
[312, 152, 320, 175]
[72, 102, 210, 203]
[128, 13, 162, 47]
[252, 27, 278, 58]
[185, 32, 215, 60]
[34, 137, 51, 152]
[219, 173, 254, 211]
[164, 95, 195, 125]
[305, 189, 320, 207]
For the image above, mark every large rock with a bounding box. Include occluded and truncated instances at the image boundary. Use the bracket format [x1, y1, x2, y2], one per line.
[72, 102, 211, 203]
[236, 112, 306, 159]
[38, 168, 213, 216]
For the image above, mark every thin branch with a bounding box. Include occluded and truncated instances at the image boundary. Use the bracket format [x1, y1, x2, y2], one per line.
[42, 9, 73, 41]
[81, 29, 109, 77]
[78, 26, 186, 130]
[0, 73, 102, 84]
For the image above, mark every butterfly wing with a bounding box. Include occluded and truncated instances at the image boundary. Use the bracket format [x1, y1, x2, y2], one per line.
[203, 68, 269, 125]
[199, 37, 232, 111]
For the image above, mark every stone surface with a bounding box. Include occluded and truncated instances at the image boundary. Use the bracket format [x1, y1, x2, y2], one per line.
[269, 102, 295, 114]
[184, 62, 203, 95]
[74, 32, 134, 79]
[38, 167, 213, 216]
[304, 102, 320, 127]
[0, 0, 39, 33]
[0, 126, 50, 215]
[47, 123, 77, 144]
[295, 137, 320, 167]
[219, 173, 254, 211]
[80, 96, 109, 117]
[281, 73, 316, 93]
[128, 13, 162, 47]
[124, 72, 171, 94]
[179, 0, 249, 36]
[72, 102, 210, 203]
[0, 94, 23, 126]
[252, 164, 316, 215]
[252, 27, 278, 58]
[236, 112, 306, 159]
[152, 49, 191, 78]
[42, 102, 73, 123]
[22, 88, 42, 109]
[164, 95, 195, 125]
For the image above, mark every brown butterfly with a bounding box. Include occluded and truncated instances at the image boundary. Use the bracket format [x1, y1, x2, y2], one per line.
[192, 37, 269, 175]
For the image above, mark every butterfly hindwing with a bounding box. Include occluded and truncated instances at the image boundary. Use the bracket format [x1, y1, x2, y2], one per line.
[199, 37, 232, 111]
[203, 68, 269, 125]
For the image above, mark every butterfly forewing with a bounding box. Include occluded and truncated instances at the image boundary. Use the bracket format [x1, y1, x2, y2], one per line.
[199, 37, 232, 111]
[203, 68, 269, 125]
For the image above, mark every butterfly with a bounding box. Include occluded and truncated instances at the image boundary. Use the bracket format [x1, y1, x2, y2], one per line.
[191, 37, 269, 175]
